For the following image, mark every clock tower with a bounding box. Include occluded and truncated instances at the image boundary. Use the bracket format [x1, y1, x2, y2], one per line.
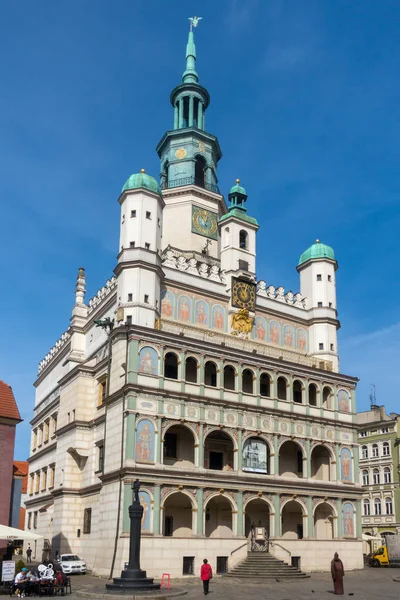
[156, 25, 227, 256]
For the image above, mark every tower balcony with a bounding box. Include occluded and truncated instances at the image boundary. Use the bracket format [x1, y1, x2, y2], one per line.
[161, 175, 220, 195]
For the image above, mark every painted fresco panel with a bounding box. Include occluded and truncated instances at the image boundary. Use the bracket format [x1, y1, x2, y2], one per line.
[268, 320, 281, 345]
[161, 290, 174, 318]
[212, 305, 225, 330]
[342, 502, 355, 537]
[254, 317, 267, 341]
[135, 419, 155, 463]
[195, 300, 209, 326]
[340, 448, 352, 482]
[139, 346, 158, 376]
[178, 295, 191, 322]
[139, 491, 151, 533]
[283, 325, 295, 348]
[338, 389, 350, 413]
[296, 328, 308, 352]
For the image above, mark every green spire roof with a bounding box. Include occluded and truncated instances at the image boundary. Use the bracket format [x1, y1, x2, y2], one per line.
[220, 179, 259, 226]
[182, 31, 198, 84]
[298, 240, 335, 266]
[229, 180, 247, 196]
[122, 169, 160, 195]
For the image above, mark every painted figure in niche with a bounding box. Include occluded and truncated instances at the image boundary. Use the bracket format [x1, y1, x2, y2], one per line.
[226, 413, 235, 424]
[338, 390, 350, 413]
[196, 300, 208, 325]
[135, 420, 155, 462]
[283, 325, 294, 347]
[340, 448, 352, 482]
[179, 296, 191, 321]
[269, 321, 280, 344]
[255, 318, 266, 340]
[213, 306, 224, 329]
[139, 347, 158, 375]
[139, 491, 151, 532]
[342, 503, 354, 537]
[161, 291, 174, 317]
[297, 329, 307, 351]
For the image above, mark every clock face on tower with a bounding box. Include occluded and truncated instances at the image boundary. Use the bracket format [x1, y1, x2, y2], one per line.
[232, 278, 256, 311]
[191, 205, 218, 240]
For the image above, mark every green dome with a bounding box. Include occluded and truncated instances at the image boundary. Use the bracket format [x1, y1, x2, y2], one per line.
[229, 179, 247, 196]
[298, 240, 335, 266]
[122, 170, 161, 195]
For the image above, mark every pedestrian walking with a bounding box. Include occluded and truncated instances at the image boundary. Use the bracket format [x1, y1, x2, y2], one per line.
[26, 545, 32, 564]
[200, 558, 212, 595]
[331, 552, 345, 595]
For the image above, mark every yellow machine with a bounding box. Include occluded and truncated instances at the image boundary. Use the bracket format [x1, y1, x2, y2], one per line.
[369, 546, 389, 567]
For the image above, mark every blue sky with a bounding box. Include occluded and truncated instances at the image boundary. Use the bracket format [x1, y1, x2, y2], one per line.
[1, 1, 399, 460]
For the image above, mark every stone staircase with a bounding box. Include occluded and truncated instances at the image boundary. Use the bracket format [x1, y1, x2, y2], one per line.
[226, 552, 310, 580]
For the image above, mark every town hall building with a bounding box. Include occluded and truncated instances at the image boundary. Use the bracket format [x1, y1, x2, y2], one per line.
[26, 24, 363, 577]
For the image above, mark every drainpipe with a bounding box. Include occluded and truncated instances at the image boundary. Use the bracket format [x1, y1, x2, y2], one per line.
[109, 328, 129, 579]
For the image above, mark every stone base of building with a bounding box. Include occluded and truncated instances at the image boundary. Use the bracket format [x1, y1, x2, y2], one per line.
[88, 537, 363, 579]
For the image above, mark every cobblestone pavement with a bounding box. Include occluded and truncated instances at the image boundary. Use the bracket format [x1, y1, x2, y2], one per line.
[67, 567, 400, 600]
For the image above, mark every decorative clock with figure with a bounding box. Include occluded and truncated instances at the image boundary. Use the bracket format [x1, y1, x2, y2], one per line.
[232, 278, 256, 311]
[191, 205, 218, 240]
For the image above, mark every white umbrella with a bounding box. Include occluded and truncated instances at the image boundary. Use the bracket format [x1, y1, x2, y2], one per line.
[0, 524, 43, 541]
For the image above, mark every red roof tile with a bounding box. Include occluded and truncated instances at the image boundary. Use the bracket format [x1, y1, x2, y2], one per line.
[13, 461, 29, 493]
[0, 380, 21, 421]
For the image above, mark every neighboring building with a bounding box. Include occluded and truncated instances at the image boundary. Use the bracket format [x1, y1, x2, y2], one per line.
[11, 461, 29, 530]
[0, 380, 22, 556]
[356, 405, 400, 552]
[26, 25, 363, 577]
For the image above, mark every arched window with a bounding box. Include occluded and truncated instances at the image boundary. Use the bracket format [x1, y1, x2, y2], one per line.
[384, 468, 391, 484]
[194, 155, 206, 188]
[362, 470, 369, 486]
[163, 160, 169, 188]
[164, 352, 178, 380]
[223, 365, 236, 390]
[383, 442, 390, 456]
[239, 230, 248, 250]
[293, 380, 303, 404]
[260, 373, 271, 397]
[363, 499, 370, 516]
[277, 377, 287, 400]
[308, 383, 317, 406]
[361, 445, 368, 459]
[185, 357, 198, 383]
[372, 443, 379, 458]
[373, 469, 380, 485]
[242, 369, 254, 394]
[385, 498, 393, 514]
[205, 361, 217, 387]
[322, 386, 332, 409]
[374, 498, 381, 515]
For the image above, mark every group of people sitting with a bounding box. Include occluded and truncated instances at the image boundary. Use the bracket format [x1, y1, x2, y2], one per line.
[12, 567, 68, 597]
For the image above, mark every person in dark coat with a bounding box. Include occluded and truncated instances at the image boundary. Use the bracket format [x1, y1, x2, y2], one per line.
[200, 559, 212, 595]
[331, 552, 345, 595]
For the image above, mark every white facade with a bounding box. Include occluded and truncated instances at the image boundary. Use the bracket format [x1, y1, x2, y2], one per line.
[26, 28, 363, 578]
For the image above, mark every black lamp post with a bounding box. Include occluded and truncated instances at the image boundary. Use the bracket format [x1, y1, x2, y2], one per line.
[106, 479, 160, 593]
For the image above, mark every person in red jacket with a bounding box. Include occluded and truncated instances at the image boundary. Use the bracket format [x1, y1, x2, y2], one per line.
[200, 559, 212, 595]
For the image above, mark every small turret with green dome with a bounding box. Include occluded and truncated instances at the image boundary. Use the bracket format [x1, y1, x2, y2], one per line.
[121, 169, 161, 195]
[298, 239, 336, 267]
[220, 179, 259, 226]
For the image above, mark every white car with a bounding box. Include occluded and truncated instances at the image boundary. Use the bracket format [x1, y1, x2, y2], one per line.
[58, 554, 87, 574]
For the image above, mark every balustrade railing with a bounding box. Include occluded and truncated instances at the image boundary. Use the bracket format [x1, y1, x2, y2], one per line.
[161, 176, 220, 194]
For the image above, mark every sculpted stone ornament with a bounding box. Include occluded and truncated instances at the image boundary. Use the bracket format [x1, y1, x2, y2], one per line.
[231, 308, 254, 338]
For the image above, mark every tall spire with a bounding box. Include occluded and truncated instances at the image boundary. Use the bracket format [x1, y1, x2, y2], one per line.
[182, 30, 198, 84]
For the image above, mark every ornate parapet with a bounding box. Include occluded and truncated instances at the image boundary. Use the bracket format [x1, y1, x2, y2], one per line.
[257, 281, 308, 309]
[38, 331, 71, 375]
[87, 276, 117, 314]
[161, 247, 226, 283]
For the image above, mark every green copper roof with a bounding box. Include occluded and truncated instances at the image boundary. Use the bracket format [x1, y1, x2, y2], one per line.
[122, 170, 161, 195]
[220, 208, 259, 226]
[182, 31, 199, 84]
[298, 240, 335, 265]
[229, 182, 247, 196]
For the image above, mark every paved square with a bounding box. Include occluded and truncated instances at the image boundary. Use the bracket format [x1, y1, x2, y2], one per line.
[71, 568, 400, 600]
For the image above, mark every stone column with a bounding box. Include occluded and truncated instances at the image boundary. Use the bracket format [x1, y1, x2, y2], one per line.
[305, 438, 311, 479]
[353, 445, 359, 485]
[174, 104, 179, 129]
[199, 422, 204, 468]
[237, 429, 243, 472]
[197, 101, 203, 129]
[335, 444, 341, 482]
[178, 97, 184, 128]
[196, 488, 204, 536]
[356, 500, 363, 538]
[273, 435, 279, 476]
[127, 340, 139, 384]
[337, 499, 343, 537]
[153, 484, 161, 535]
[156, 416, 163, 464]
[273, 494, 281, 537]
[306, 496, 313, 538]
[236, 491, 244, 537]
[125, 413, 137, 459]
[189, 95, 194, 127]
